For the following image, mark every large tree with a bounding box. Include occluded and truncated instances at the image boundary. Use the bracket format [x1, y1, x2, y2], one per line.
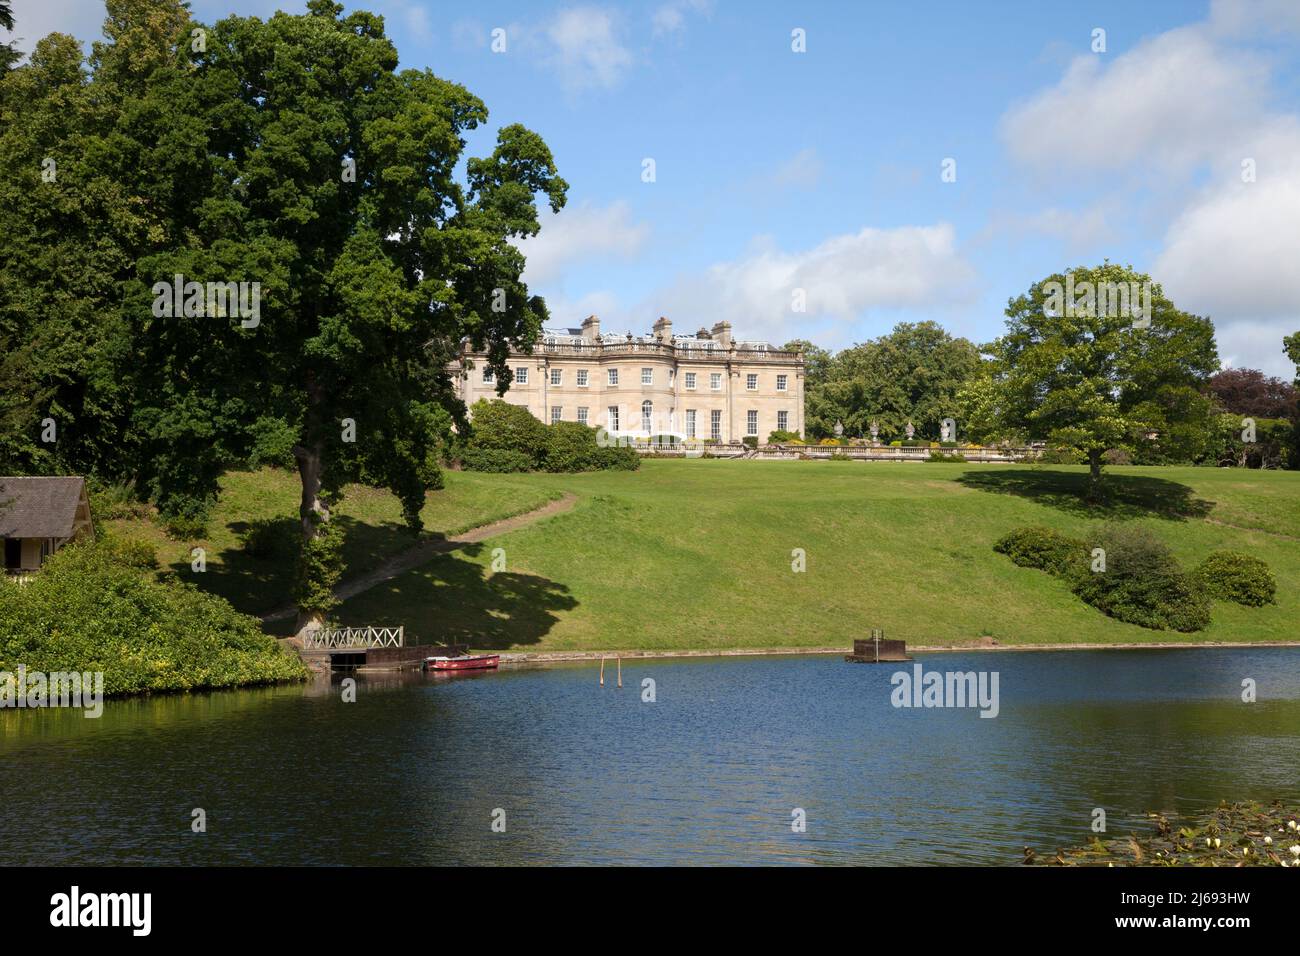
[1207, 367, 1296, 419]
[2, 0, 568, 634]
[804, 321, 980, 440]
[980, 263, 1218, 499]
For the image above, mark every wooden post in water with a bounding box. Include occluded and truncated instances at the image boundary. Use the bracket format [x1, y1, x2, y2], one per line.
[599, 656, 605, 686]
[617, 657, 622, 688]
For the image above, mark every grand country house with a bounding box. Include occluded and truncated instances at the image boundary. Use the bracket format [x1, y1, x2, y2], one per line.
[453, 316, 806, 443]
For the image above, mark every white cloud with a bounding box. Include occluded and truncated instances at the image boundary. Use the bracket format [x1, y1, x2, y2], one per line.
[1002, 10, 1300, 374]
[515, 200, 650, 285]
[650, 224, 977, 345]
[1001, 26, 1267, 177]
[767, 148, 823, 189]
[543, 7, 633, 93]
[652, 0, 712, 38]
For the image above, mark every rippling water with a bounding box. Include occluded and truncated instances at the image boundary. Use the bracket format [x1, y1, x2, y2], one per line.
[2, 648, 1299, 865]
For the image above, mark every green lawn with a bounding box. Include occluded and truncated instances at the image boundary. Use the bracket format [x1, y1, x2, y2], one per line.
[101, 468, 562, 617]
[330, 460, 1300, 653]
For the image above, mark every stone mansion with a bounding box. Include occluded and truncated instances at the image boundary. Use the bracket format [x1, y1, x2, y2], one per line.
[453, 316, 805, 443]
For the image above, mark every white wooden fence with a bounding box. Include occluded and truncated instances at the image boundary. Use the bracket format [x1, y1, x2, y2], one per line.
[301, 626, 404, 650]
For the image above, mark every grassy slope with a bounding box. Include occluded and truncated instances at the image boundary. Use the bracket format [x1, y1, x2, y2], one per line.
[333, 460, 1300, 652]
[101, 468, 561, 617]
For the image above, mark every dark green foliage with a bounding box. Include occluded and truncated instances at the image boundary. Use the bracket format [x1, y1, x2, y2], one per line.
[1069, 525, 1211, 632]
[543, 421, 605, 472]
[163, 513, 208, 541]
[246, 416, 299, 470]
[804, 321, 981, 440]
[294, 515, 343, 617]
[464, 400, 548, 465]
[461, 401, 638, 473]
[1036, 446, 1086, 464]
[593, 445, 640, 471]
[928, 450, 966, 462]
[767, 429, 801, 443]
[460, 448, 534, 473]
[993, 526, 1086, 576]
[88, 479, 150, 521]
[742, 435, 759, 448]
[0, 541, 307, 695]
[240, 518, 299, 561]
[1196, 550, 1276, 606]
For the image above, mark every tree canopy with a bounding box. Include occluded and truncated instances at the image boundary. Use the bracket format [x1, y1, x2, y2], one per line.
[0, 0, 568, 631]
[803, 321, 980, 440]
[974, 263, 1218, 497]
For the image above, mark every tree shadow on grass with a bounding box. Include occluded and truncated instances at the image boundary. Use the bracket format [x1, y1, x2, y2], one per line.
[955, 468, 1216, 521]
[325, 543, 576, 650]
[168, 514, 426, 618]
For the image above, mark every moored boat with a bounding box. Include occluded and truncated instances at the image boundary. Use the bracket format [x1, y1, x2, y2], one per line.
[423, 654, 500, 672]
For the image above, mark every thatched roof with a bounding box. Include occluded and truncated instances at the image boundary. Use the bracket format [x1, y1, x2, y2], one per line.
[0, 477, 88, 538]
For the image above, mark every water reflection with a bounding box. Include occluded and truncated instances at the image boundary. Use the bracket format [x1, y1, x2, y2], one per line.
[1, 648, 1298, 865]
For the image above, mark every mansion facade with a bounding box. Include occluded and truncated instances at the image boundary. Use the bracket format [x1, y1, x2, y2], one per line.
[453, 316, 805, 443]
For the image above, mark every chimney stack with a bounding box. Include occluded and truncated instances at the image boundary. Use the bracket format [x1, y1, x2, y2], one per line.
[580, 314, 601, 343]
[711, 320, 732, 349]
[652, 315, 673, 344]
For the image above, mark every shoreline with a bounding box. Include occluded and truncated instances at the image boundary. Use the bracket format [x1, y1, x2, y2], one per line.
[496, 640, 1300, 664]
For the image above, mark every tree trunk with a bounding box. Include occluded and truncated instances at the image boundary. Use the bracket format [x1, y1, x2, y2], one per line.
[1086, 449, 1104, 503]
[293, 441, 330, 638]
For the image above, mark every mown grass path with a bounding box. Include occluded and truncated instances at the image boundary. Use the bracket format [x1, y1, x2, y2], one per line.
[260, 493, 577, 623]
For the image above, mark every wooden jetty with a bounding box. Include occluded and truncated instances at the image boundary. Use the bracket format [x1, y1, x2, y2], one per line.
[845, 629, 911, 663]
[298, 625, 466, 672]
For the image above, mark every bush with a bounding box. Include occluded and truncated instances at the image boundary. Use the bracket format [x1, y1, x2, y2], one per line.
[99, 534, 158, 570]
[1195, 551, 1276, 606]
[464, 399, 548, 467]
[1102, 448, 1132, 465]
[928, 450, 966, 462]
[461, 447, 534, 473]
[594, 445, 640, 471]
[240, 518, 299, 561]
[163, 514, 208, 541]
[89, 479, 150, 520]
[768, 429, 801, 444]
[1069, 525, 1211, 632]
[1037, 446, 1085, 464]
[0, 542, 307, 695]
[246, 416, 299, 470]
[742, 435, 759, 448]
[994, 526, 1086, 577]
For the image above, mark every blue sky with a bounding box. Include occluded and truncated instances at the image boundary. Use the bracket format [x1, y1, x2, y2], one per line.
[8, 0, 1300, 374]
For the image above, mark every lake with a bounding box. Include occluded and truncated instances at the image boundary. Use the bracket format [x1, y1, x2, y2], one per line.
[2, 648, 1299, 865]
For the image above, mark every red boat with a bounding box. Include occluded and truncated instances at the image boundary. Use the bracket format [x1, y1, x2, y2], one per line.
[423, 654, 500, 672]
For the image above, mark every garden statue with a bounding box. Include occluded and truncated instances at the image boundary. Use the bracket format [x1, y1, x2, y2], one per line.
[905, 421, 915, 440]
[834, 420, 844, 438]
[869, 421, 879, 442]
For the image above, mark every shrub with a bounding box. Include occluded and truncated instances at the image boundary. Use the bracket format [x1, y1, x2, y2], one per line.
[464, 399, 548, 467]
[1070, 525, 1211, 632]
[768, 429, 802, 444]
[163, 513, 208, 541]
[928, 450, 966, 462]
[461, 447, 534, 473]
[994, 526, 1086, 577]
[1037, 446, 1085, 464]
[742, 435, 759, 448]
[99, 534, 158, 570]
[89, 479, 150, 520]
[1102, 448, 1132, 465]
[594, 445, 640, 471]
[246, 416, 299, 470]
[543, 421, 607, 472]
[1195, 551, 1276, 606]
[0, 542, 307, 695]
[240, 518, 299, 560]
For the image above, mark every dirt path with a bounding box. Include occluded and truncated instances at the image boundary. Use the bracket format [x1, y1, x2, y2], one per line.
[261, 493, 577, 623]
